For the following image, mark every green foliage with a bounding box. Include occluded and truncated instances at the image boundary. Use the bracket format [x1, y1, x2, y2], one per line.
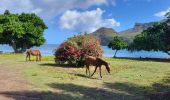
[108, 36, 128, 50]
[4, 10, 11, 15]
[108, 36, 128, 57]
[130, 11, 170, 56]
[0, 10, 47, 53]
[54, 34, 103, 66]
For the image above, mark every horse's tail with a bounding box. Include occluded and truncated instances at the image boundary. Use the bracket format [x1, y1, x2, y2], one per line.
[26, 50, 28, 61]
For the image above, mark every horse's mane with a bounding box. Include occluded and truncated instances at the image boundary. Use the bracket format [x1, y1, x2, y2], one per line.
[96, 57, 108, 65]
[97, 57, 110, 73]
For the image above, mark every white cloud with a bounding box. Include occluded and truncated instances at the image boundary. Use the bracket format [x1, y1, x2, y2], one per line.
[0, 0, 109, 20]
[59, 8, 120, 32]
[155, 7, 170, 17]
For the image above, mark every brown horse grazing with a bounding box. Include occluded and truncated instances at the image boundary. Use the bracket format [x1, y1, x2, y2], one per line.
[26, 49, 41, 61]
[85, 56, 110, 78]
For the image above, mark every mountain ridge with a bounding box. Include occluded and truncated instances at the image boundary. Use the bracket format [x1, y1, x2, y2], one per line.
[91, 27, 118, 45]
[91, 21, 157, 45]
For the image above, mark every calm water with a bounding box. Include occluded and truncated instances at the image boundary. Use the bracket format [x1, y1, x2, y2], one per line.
[0, 44, 169, 58]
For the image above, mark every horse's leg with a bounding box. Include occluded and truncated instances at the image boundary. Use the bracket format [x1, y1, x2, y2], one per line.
[36, 55, 38, 61]
[99, 66, 102, 78]
[26, 54, 28, 61]
[37, 54, 39, 61]
[88, 65, 90, 76]
[38, 55, 39, 61]
[37, 53, 40, 61]
[29, 54, 31, 61]
[39, 53, 41, 61]
[86, 65, 88, 75]
[86, 65, 90, 76]
[89, 68, 90, 76]
[91, 66, 98, 77]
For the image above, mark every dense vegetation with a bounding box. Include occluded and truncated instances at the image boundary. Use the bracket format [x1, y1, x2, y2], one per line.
[130, 11, 170, 56]
[108, 36, 128, 57]
[0, 10, 47, 53]
[54, 34, 103, 66]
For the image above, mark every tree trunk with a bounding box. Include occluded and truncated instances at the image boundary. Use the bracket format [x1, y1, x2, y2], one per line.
[114, 50, 118, 58]
[11, 42, 26, 53]
[11, 42, 19, 53]
[21, 43, 27, 53]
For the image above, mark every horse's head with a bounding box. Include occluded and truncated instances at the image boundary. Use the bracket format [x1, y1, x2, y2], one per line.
[106, 62, 111, 73]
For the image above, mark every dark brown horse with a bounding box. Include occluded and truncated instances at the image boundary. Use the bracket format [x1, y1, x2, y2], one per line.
[26, 49, 41, 61]
[85, 56, 110, 78]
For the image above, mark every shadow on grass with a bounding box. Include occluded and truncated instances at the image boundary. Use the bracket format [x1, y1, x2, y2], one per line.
[0, 91, 82, 100]
[48, 82, 148, 100]
[150, 74, 170, 93]
[47, 74, 170, 100]
[71, 73, 89, 78]
[144, 76, 170, 100]
[1, 79, 170, 100]
[104, 81, 170, 100]
[113, 57, 170, 63]
[39, 63, 81, 68]
[70, 73, 100, 80]
[0, 83, 148, 100]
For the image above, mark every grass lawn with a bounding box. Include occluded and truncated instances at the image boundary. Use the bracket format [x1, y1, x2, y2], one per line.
[0, 54, 170, 100]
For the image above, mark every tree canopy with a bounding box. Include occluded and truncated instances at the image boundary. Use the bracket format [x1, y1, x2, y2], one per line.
[108, 36, 128, 57]
[0, 10, 47, 53]
[129, 11, 170, 56]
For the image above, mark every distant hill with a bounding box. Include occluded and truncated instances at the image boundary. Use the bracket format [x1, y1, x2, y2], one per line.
[91, 27, 118, 45]
[119, 22, 155, 43]
[91, 22, 156, 45]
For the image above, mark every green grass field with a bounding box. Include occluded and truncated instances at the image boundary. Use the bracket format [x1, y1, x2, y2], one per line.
[0, 54, 170, 100]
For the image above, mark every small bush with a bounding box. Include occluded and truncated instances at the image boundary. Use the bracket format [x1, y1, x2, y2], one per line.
[54, 34, 103, 67]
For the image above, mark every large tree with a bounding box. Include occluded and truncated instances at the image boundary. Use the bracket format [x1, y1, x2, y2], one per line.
[0, 10, 47, 53]
[130, 11, 170, 56]
[108, 36, 128, 57]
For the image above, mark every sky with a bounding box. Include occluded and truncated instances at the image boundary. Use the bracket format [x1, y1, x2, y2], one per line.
[0, 0, 170, 44]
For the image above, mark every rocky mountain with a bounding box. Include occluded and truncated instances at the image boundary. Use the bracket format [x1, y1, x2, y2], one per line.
[91, 27, 118, 45]
[92, 22, 156, 45]
[120, 22, 155, 34]
[119, 22, 155, 43]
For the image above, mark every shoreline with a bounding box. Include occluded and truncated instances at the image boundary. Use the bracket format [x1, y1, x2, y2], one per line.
[0, 53, 169, 60]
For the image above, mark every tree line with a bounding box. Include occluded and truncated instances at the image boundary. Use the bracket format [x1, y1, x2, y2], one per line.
[108, 11, 170, 57]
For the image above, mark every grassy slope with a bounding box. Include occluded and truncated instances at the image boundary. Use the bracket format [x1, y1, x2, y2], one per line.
[0, 54, 170, 100]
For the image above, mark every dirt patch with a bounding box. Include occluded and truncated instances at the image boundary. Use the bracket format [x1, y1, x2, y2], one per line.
[0, 62, 35, 100]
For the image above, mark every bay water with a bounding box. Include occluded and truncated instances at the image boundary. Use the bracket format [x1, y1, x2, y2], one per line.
[0, 44, 169, 58]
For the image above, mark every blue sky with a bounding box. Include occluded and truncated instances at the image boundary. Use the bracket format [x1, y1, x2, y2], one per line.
[0, 0, 170, 44]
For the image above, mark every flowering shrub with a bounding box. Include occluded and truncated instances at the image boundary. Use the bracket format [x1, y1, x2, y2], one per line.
[54, 34, 103, 66]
